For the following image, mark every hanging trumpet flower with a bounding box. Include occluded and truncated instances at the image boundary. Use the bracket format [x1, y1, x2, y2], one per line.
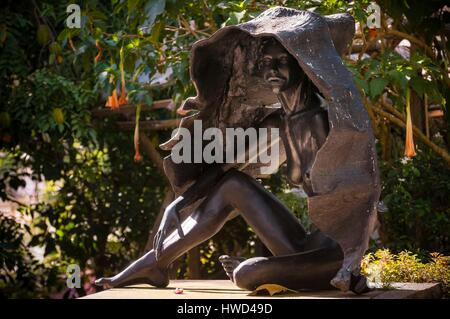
[404, 86, 417, 158]
[134, 103, 142, 162]
[118, 45, 128, 106]
[105, 87, 119, 109]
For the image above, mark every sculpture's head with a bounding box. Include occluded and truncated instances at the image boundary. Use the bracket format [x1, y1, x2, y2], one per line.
[259, 37, 303, 94]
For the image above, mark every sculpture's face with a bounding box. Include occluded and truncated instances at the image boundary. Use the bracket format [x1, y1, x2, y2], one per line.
[260, 39, 301, 94]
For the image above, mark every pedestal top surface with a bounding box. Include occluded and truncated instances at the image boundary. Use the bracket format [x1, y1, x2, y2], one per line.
[81, 280, 442, 299]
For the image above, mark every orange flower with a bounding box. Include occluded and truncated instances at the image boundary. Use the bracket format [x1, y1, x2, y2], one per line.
[95, 40, 103, 63]
[404, 87, 417, 158]
[134, 104, 142, 161]
[134, 136, 142, 161]
[105, 89, 119, 109]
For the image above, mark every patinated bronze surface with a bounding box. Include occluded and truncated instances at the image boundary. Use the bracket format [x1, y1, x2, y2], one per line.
[95, 7, 380, 294]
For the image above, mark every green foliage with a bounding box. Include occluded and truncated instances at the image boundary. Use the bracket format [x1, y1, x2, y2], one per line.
[276, 191, 311, 232]
[361, 249, 450, 296]
[0, 215, 52, 298]
[379, 150, 450, 254]
[0, 1, 172, 297]
[23, 127, 166, 274]
[7, 69, 96, 143]
[347, 50, 444, 106]
[377, 0, 450, 43]
[1, 125, 166, 297]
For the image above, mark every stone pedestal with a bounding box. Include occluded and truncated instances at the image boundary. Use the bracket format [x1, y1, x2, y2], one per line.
[82, 280, 442, 299]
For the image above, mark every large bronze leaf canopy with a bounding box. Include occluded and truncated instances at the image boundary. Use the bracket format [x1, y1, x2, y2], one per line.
[161, 7, 381, 291]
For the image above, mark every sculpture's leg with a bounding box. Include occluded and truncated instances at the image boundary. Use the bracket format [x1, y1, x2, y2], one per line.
[96, 169, 307, 288]
[231, 245, 369, 293]
[219, 228, 338, 281]
[94, 249, 169, 289]
[222, 231, 370, 294]
[233, 245, 343, 291]
[156, 169, 308, 267]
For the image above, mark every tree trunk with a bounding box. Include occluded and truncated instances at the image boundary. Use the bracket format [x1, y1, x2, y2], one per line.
[187, 246, 202, 279]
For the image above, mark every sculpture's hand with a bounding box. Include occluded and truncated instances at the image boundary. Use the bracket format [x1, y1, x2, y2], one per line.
[153, 198, 185, 260]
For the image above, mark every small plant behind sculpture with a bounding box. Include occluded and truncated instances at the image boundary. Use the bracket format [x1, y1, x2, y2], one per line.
[361, 249, 450, 296]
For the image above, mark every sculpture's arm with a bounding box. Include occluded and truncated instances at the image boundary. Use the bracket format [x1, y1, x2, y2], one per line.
[174, 163, 230, 210]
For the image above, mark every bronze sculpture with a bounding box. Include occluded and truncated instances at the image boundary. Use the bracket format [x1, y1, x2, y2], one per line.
[95, 7, 380, 294]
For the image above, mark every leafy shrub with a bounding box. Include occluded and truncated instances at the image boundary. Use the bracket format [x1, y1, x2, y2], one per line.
[0, 214, 52, 298]
[361, 249, 450, 296]
[379, 150, 450, 254]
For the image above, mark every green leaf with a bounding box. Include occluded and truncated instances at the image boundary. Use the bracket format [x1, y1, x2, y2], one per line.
[410, 77, 426, 98]
[354, 77, 369, 95]
[49, 53, 55, 65]
[49, 42, 62, 55]
[223, 10, 247, 26]
[387, 69, 407, 90]
[127, 0, 140, 12]
[369, 78, 388, 100]
[144, 94, 153, 106]
[57, 29, 70, 42]
[150, 21, 163, 45]
[37, 24, 50, 46]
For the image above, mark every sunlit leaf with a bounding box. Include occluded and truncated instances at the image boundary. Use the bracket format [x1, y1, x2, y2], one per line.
[249, 284, 298, 296]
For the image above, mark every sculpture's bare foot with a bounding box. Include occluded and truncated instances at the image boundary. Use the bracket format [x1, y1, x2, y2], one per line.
[219, 255, 246, 282]
[95, 259, 169, 289]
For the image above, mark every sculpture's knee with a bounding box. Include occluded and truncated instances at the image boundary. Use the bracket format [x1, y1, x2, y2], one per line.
[233, 263, 256, 291]
[219, 170, 254, 197]
[221, 169, 247, 186]
[233, 258, 266, 291]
